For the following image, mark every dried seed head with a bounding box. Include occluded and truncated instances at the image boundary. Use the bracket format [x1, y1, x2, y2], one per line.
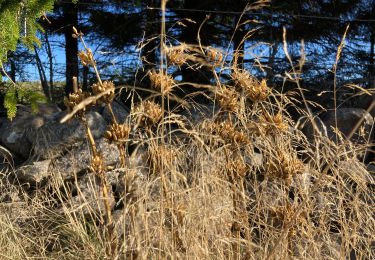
[265, 148, 304, 184]
[217, 86, 239, 112]
[78, 48, 94, 67]
[63, 89, 92, 117]
[260, 111, 289, 134]
[90, 154, 105, 173]
[148, 70, 175, 95]
[167, 46, 188, 66]
[104, 123, 130, 143]
[232, 69, 269, 102]
[205, 47, 223, 67]
[134, 100, 163, 127]
[203, 120, 250, 145]
[91, 81, 115, 104]
[226, 158, 248, 179]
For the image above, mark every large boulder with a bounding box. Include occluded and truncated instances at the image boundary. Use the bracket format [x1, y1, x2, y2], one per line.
[0, 104, 62, 159]
[101, 100, 130, 124]
[322, 108, 374, 143]
[57, 174, 116, 218]
[27, 111, 107, 160]
[296, 115, 328, 142]
[49, 138, 121, 180]
[15, 159, 51, 185]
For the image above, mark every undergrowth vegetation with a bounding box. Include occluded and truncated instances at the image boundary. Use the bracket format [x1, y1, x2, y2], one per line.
[1, 6, 374, 260]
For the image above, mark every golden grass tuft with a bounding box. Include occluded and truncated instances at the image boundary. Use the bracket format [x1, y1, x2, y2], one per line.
[0, 19, 374, 260]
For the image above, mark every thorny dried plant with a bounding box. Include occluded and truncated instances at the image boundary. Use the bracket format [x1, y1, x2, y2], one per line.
[2, 13, 374, 260]
[232, 68, 269, 102]
[148, 70, 175, 95]
[63, 88, 92, 118]
[265, 147, 305, 184]
[202, 120, 250, 145]
[91, 81, 115, 104]
[216, 86, 239, 112]
[205, 47, 224, 67]
[134, 100, 163, 128]
[167, 45, 188, 66]
[104, 123, 130, 143]
[260, 111, 289, 134]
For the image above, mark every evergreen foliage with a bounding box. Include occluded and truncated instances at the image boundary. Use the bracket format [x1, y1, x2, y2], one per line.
[0, 0, 53, 119]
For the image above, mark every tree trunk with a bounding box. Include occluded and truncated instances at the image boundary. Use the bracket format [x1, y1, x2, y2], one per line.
[44, 31, 53, 101]
[232, 16, 246, 70]
[63, 2, 79, 96]
[143, 0, 158, 72]
[34, 46, 51, 101]
[179, 0, 211, 85]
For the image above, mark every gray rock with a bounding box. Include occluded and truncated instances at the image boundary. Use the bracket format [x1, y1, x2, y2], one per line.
[322, 108, 374, 143]
[28, 111, 107, 160]
[0, 104, 62, 158]
[101, 101, 130, 124]
[15, 159, 51, 184]
[296, 115, 328, 142]
[181, 104, 218, 125]
[58, 174, 116, 217]
[49, 138, 121, 179]
[0, 117, 33, 158]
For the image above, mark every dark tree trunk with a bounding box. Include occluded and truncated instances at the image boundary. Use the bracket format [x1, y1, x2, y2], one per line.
[82, 65, 89, 91]
[232, 16, 246, 69]
[44, 31, 53, 101]
[9, 59, 16, 82]
[143, 0, 158, 72]
[34, 46, 51, 101]
[63, 2, 79, 96]
[179, 0, 211, 85]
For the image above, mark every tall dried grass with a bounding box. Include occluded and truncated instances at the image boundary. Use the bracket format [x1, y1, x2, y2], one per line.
[0, 1, 374, 259]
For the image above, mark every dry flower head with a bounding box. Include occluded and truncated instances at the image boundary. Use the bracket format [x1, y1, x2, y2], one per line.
[260, 111, 289, 133]
[217, 86, 239, 112]
[90, 154, 106, 173]
[265, 149, 304, 183]
[91, 81, 115, 104]
[205, 47, 223, 67]
[78, 49, 95, 67]
[105, 123, 130, 143]
[64, 88, 92, 117]
[134, 100, 163, 127]
[148, 70, 175, 95]
[167, 46, 188, 66]
[232, 69, 269, 102]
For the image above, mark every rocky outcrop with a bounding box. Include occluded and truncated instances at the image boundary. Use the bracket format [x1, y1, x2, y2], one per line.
[27, 111, 107, 160]
[322, 108, 374, 143]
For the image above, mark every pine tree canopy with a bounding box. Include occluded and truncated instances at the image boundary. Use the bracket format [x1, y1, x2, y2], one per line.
[0, 0, 54, 66]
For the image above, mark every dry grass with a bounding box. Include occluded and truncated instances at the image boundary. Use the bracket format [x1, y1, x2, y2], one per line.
[0, 4, 374, 260]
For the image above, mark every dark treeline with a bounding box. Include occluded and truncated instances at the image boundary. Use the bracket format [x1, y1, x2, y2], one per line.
[3, 0, 375, 112]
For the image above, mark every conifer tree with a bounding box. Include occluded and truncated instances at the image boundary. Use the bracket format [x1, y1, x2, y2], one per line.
[0, 0, 54, 119]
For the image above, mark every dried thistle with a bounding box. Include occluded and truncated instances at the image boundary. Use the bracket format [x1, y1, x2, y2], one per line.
[226, 158, 248, 179]
[265, 149, 304, 183]
[167, 46, 188, 66]
[105, 123, 130, 143]
[204, 120, 250, 145]
[134, 100, 163, 127]
[217, 86, 239, 112]
[90, 154, 106, 174]
[91, 81, 115, 104]
[260, 111, 289, 133]
[148, 70, 175, 95]
[205, 47, 223, 67]
[78, 48, 95, 67]
[64, 89, 92, 117]
[232, 69, 269, 102]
